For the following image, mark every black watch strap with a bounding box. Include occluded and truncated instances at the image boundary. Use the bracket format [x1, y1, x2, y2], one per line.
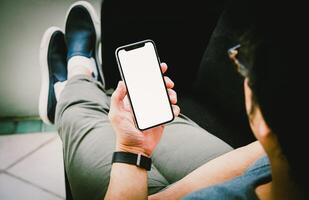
[112, 151, 152, 171]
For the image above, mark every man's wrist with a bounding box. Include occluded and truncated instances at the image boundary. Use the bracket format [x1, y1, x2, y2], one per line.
[116, 144, 150, 157]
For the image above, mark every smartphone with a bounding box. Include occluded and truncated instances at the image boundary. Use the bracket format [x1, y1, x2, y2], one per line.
[115, 39, 174, 131]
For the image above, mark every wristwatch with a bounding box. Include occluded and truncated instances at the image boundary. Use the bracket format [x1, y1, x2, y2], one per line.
[112, 151, 152, 171]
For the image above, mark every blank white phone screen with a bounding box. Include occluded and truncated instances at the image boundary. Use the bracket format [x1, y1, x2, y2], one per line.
[117, 42, 173, 130]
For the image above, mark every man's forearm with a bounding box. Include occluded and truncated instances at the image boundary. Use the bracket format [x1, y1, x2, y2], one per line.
[149, 141, 265, 200]
[104, 163, 148, 200]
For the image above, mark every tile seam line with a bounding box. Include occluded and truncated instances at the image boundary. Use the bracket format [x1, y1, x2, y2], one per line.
[3, 171, 64, 199]
[4, 134, 58, 170]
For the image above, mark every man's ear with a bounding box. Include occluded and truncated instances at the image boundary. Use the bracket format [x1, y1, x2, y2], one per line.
[244, 78, 271, 140]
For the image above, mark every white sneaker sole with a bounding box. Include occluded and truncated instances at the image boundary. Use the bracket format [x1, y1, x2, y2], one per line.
[38, 26, 62, 125]
[65, 1, 104, 87]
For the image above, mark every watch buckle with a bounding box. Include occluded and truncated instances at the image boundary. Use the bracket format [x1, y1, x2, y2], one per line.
[136, 153, 142, 166]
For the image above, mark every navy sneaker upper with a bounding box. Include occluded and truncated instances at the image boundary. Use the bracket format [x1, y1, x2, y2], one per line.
[65, 3, 104, 85]
[47, 31, 67, 123]
[65, 5, 96, 60]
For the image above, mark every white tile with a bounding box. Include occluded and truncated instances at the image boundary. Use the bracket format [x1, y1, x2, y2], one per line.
[7, 135, 65, 198]
[0, 173, 62, 200]
[0, 133, 57, 170]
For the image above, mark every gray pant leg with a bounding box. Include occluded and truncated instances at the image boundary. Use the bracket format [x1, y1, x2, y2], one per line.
[55, 75, 112, 200]
[153, 114, 233, 184]
[55, 75, 167, 199]
[55, 75, 233, 199]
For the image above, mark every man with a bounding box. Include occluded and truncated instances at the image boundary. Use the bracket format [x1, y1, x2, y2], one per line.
[39, 1, 307, 200]
[105, 1, 308, 199]
[39, 1, 239, 199]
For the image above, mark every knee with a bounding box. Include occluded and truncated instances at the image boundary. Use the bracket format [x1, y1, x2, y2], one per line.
[55, 105, 82, 132]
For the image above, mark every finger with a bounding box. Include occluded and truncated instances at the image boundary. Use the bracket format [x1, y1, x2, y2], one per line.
[160, 62, 168, 74]
[111, 81, 127, 109]
[172, 105, 180, 117]
[168, 89, 177, 104]
[164, 76, 174, 89]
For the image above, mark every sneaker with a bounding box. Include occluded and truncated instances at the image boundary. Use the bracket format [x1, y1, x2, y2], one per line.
[65, 1, 104, 86]
[39, 27, 67, 125]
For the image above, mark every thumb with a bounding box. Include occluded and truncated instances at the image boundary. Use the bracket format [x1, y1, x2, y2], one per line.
[111, 81, 127, 108]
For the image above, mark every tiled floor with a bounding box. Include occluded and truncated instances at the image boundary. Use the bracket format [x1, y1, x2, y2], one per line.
[0, 132, 65, 200]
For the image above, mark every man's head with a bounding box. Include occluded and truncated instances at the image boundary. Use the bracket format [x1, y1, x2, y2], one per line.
[229, 0, 308, 194]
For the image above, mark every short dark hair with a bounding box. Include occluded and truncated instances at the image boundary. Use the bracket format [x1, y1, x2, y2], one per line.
[239, 0, 308, 193]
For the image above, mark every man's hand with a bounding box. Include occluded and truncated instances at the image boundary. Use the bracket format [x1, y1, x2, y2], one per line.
[108, 62, 180, 157]
[105, 63, 178, 200]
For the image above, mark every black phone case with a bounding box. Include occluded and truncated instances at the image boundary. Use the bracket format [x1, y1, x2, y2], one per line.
[115, 39, 175, 131]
